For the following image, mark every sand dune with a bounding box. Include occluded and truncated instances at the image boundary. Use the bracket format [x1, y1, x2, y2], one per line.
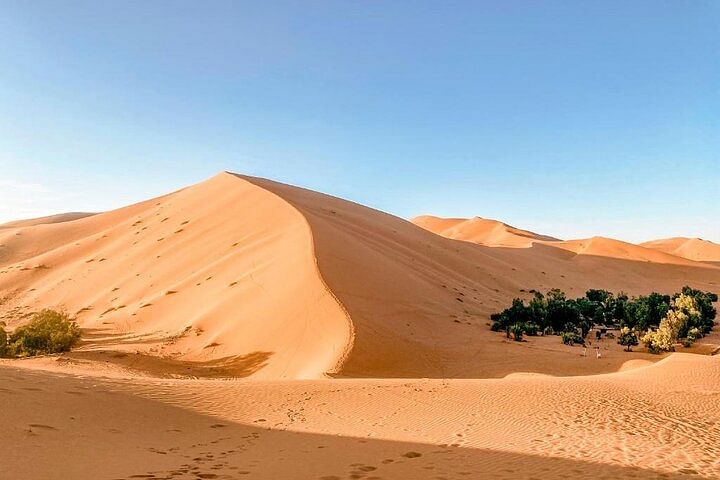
[0, 173, 351, 379]
[1, 172, 718, 380]
[551, 236, 706, 265]
[642, 237, 720, 265]
[410, 215, 560, 247]
[2, 172, 720, 480]
[413, 215, 712, 266]
[0, 211, 95, 229]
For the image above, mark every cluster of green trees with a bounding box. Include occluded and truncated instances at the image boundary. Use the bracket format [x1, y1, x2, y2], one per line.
[0, 309, 81, 358]
[490, 286, 717, 352]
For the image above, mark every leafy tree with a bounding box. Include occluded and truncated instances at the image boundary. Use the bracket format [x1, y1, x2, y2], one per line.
[687, 327, 702, 343]
[617, 327, 639, 351]
[561, 331, 584, 346]
[522, 322, 539, 336]
[546, 288, 566, 302]
[547, 300, 581, 332]
[586, 289, 610, 304]
[528, 292, 548, 328]
[572, 298, 597, 320]
[592, 306, 605, 325]
[623, 293, 670, 331]
[579, 319, 592, 338]
[491, 298, 530, 331]
[642, 293, 699, 353]
[490, 287, 716, 353]
[676, 286, 717, 334]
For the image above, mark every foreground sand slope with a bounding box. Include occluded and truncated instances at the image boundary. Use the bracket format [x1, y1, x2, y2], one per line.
[1, 172, 719, 379]
[642, 237, 720, 265]
[2, 352, 718, 479]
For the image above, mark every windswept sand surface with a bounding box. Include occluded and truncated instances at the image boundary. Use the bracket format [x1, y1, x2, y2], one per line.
[1, 172, 719, 479]
[2, 353, 719, 479]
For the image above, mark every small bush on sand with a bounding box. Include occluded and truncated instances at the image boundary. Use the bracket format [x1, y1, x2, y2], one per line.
[5, 309, 81, 357]
[617, 327, 639, 351]
[522, 322, 539, 336]
[561, 331, 584, 346]
[509, 323, 524, 342]
[0, 322, 7, 357]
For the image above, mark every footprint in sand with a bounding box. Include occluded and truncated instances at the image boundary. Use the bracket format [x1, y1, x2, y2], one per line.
[28, 424, 57, 430]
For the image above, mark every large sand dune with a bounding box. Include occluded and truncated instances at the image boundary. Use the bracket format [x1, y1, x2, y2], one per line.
[0, 173, 351, 379]
[2, 172, 720, 479]
[1, 172, 719, 379]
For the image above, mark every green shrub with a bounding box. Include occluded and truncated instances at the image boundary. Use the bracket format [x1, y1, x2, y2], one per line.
[0, 322, 7, 357]
[6, 309, 81, 357]
[509, 323, 524, 342]
[523, 322, 539, 336]
[562, 322, 578, 334]
[617, 327, 639, 351]
[561, 331, 584, 346]
[687, 327, 702, 342]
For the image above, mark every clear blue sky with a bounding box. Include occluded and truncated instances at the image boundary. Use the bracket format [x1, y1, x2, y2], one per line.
[1, 1, 718, 242]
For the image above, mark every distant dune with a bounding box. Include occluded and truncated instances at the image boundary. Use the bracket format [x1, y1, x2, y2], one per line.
[0, 212, 95, 229]
[641, 237, 720, 265]
[413, 215, 710, 265]
[411, 215, 560, 247]
[1, 172, 718, 380]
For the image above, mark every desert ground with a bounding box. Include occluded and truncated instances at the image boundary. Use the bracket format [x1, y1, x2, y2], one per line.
[1, 172, 719, 479]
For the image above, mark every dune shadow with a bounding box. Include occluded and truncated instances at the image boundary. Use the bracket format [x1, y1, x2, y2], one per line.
[56, 350, 273, 378]
[1, 366, 705, 480]
[78, 327, 166, 346]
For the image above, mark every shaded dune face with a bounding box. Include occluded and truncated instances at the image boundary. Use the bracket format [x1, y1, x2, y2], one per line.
[243, 176, 720, 378]
[1, 172, 719, 379]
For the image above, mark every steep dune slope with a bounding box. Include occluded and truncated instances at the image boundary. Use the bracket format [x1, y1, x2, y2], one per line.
[411, 215, 559, 247]
[242, 175, 720, 378]
[642, 237, 720, 264]
[0, 173, 351, 379]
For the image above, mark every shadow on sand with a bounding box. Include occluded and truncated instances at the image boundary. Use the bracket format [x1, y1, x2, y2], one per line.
[0, 366, 704, 480]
